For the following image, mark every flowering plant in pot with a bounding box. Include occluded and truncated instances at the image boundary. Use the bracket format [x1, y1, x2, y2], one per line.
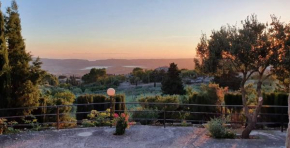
[113, 113, 129, 135]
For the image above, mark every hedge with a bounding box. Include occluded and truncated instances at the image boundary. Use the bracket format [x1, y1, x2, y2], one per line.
[224, 92, 288, 126]
[261, 93, 288, 126]
[187, 93, 219, 122]
[224, 93, 243, 113]
[76, 94, 126, 120]
[138, 95, 180, 121]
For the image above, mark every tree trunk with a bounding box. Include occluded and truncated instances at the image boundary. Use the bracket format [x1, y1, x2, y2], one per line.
[241, 79, 263, 139]
[241, 81, 251, 138]
[286, 83, 290, 148]
[242, 118, 255, 139]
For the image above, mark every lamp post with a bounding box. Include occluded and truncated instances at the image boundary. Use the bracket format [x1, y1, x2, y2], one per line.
[107, 88, 115, 128]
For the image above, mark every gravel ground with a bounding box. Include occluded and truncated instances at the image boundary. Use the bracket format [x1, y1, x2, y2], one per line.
[0, 126, 286, 148]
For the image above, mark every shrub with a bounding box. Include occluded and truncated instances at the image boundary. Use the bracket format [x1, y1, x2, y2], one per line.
[138, 95, 180, 121]
[206, 117, 235, 139]
[0, 118, 7, 135]
[0, 119, 19, 135]
[138, 95, 179, 111]
[81, 119, 95, 127]
[131, 107, 159, 125]
[82, 109, 111, 127]
[23, 116, 42, 131]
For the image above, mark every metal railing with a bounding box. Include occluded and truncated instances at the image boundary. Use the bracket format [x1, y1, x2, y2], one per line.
[0, 102, 288, 132]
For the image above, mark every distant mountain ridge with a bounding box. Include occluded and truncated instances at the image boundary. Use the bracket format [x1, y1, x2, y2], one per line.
[38, 58, 195, 76]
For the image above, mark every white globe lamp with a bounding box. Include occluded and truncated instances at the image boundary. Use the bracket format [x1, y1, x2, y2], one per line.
[107, 88, 115, 96]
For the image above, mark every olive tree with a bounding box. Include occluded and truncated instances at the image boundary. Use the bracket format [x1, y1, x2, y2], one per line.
[196, 15, 280, 138]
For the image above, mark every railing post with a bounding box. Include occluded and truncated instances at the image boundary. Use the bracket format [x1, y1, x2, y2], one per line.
[220, 105, 223, 117]
[280, 114, 284, 132]
[110, 96, 113, 128]
[163, 104, 166, 128]
[56, 106, 60, 130]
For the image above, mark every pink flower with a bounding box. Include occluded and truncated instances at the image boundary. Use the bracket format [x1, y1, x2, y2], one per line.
[114, 113, 119, 118]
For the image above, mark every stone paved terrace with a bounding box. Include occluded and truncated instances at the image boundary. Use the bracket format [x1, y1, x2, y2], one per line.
[0, 126, 286, 148]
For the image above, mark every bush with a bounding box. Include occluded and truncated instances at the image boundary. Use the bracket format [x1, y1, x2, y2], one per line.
[206, 117, 235, 139]
[0, 119, 19, 135]
[131, 107, 159, 125]
[81, 119, 95, 127]
[138, 95, 181, 122]
[0, 118, 7, 135]
[82, 109, 111, 127]
[138, 95, 179, 111]
[33, 91, 76, 128]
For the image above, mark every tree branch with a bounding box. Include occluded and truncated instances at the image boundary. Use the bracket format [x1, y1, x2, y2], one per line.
[262, 73, 273, 82]
[246, 70, 256, 81]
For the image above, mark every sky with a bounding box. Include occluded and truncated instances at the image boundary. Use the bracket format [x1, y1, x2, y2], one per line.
[1, 0, 290, 60]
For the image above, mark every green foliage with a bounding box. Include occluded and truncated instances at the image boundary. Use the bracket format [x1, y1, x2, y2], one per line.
[0, 1, 46, 117]
[82, 109, 111, 127]
[150, 69, 166, 83]
[138, 95, 180, 120]
[195, 14, 290, 138]
[206, 117, 235, 139]
[131, 107, 159, 125]
[132, 67, 144, 78]
[114, 94, 126, 114]
[24, 118, 41, 131]
[0, 118, 7, 135]
[244, 83, 258, 105]
[185, 84, 225, 122]
[213, 70, 242, 91]
[0, 118, 19, 135]
[34, 91, 76, 128]
[0, 4, 11, 116]
[71, 87, 83, 94]
[81, 119, 95, 127]
[41, 73, 59, 86]
[180, 70, 197, 79]
[59, 83, 72, 89]
[82, 68, 107, 84]
[161, 63, 185, 95]
[138, 95, 179, 111]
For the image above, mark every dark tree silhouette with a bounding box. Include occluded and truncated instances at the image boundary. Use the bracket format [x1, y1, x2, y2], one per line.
[161, 63, 185, 95]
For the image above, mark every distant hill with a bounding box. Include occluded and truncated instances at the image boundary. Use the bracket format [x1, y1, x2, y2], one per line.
[38, 58, 195, 76]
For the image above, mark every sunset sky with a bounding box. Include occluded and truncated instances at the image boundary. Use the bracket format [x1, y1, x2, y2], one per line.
[1, 0, 290, 60]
